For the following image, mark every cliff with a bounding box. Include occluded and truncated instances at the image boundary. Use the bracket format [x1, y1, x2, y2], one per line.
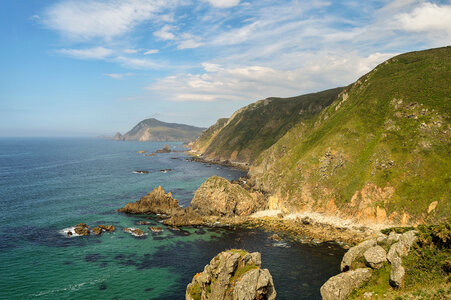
[114, 118, 205, 142]
[191, 88, 343, 165]
[191, 46, 450, 227]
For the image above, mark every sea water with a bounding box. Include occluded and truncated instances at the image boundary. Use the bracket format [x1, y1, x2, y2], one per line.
[0, 138, 344, 299]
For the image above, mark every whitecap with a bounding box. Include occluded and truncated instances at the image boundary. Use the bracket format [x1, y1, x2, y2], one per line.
[59, 227, 81, 238]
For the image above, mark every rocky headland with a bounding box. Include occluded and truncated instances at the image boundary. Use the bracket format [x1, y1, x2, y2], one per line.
[186, 249, 276, 300]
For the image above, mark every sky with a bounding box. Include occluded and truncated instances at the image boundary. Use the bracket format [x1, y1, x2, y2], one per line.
[0, 0, 450, 136]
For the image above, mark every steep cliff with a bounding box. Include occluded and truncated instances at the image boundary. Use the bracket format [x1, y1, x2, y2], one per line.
[249, 46, 450, 226]
[191, 88, 343, 164]
[114, 118, 205, 142]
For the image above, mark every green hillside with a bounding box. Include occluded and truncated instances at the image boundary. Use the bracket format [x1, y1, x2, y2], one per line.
[191, 88, 343, 164]
[114, 118, 205, 142]
[249, 46, 451, 225]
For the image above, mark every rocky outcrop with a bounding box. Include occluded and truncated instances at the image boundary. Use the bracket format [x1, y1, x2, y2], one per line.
[191, 176, 266, 217]
[364, 246, 387, 269]
[186, 250, 276, 300]
[91, 227, 102, 235]
[118, 186, 183, 215]
[320, 268, 372, 300]
[74, 223, 90, 236]
[123, 227, 145, 237]
[156, 144, 171, 153]
[340, 238, 377, 271]
[163, 207, 205, 227]
[99, 224, 115, 232]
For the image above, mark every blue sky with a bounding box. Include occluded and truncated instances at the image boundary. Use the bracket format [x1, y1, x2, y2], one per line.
[0, 0, 450, 136]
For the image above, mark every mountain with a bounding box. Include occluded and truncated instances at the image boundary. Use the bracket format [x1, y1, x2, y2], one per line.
[114, 118, 206, 142]
[191, 87, 343, 165]
[194, 46, 451, 226]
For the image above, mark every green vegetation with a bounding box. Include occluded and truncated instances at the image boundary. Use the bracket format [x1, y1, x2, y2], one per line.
[351, 222, 451, 299]
[116, 118, 205, 142]
[251, 46, 451, 223]
[189, 282, 201, 300]
[230, 264, 258, 283]
[192, 87, 343, 163]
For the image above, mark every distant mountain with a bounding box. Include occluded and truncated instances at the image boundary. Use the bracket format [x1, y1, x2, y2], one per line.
[114, 118, 206, 142]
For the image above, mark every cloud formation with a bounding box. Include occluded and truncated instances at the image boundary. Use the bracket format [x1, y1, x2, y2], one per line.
[58, 46, 113, 59]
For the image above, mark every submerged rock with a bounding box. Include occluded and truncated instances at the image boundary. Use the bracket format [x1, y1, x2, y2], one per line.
[118, 186, 183, 215]
[74, 223, 90, 236]
[186, 250, 276, 300]
[123, 227, 145, 237]
[149, 226, 163, 233]
[191, 176, 266, 217]
[320, 268, 372, 300]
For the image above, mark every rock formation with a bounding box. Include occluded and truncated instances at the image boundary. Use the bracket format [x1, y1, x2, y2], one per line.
[99, 224, 116, 232]
[74, 223, 90, 236]
[156, 144, 171, 153]
[118, 186, 183, 215]
[123, 227, 145, 237]
[191, 176, 266, 217]
[320, 268, 373, 300]
[186, 250, 276, 300]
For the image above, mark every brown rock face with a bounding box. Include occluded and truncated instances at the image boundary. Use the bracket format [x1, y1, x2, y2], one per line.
[74, 223, 90, 236]
[98, 225, 116, 232]
[163, 207, 205, 227]
[118, 186, 182, 215]
[91, 227, 102, 235]
[186, 250, 276, 300]
[191, 176, 266, 217]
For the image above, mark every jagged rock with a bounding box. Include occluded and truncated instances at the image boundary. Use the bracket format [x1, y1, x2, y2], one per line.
[191, 176, 266, 217]
[156, 144, 171, 153]
[123, 227, 145, 237]
[74, 223, 90, 236]
[364, 246, 387, 269]
[118, 186, 182, 215]
[389, 256, 405, 288]
[91, 227, 102, 235]
[341, 239, 377, 271]
[98, 225, 115, 232]
[186, 250, 276, 300]
[320, 268, 372, 300]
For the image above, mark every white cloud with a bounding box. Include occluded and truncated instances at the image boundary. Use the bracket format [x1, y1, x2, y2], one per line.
[103, 73, 134, 79]
[116, 56, 159, 69]
[396, 2, 451, 37]
[154, 25, 176, 40]
[58, 46, 113, 59]
[144, 49, 159, 55]
[205, 0, 240, 8]
[43, 0, 178, 40]
[123, 49, 139, 54]
[177, 33, 204, 49]
[147, 51, 397, 102]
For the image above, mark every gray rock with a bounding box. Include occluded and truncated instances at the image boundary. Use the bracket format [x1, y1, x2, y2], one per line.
[341, 239, 377, 271]
[186, 250, 276, 300]
[387, 231, 401, 245]
[232, 268, 276, 300]
[320, 268, 373, 300]
[387, 231, 418, 264]
[400, 230, 418, 248]
[364, 246, 387, 269]
[389, 256, 405, 288]
[376, 233, 387, 244]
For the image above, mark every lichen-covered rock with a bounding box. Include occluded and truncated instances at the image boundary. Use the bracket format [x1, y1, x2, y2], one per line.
[389, 256, 405, 288]
[387, 231, 418, 263]
[320, 268, 372, 300]
[364, 245, 387, 269]
[387, 231, 401, 245]
[118, 186, 182, 215]
[191, 176, 266, 217]
[341, 239, 377, 271]
[186, 250, 276, 300]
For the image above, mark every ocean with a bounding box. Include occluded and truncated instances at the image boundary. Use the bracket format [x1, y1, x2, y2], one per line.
[0, 138, 344, 299]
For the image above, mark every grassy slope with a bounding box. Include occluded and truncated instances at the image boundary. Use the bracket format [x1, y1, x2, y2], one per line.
[192, 88, 343, 163]
[250, 46, 451, 224]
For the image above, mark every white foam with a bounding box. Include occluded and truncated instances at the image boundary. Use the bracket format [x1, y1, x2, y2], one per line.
[60, 227, 81, 238]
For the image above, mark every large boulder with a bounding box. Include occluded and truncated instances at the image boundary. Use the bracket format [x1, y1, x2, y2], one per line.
[118, 186, 182, 215]
[320, 268, 373, 300]
[341, 239, 377, 271]
[186, 250, 276, 300]
[191, 176, 266, 217]
[387, 231, 418, 263]
[389, 256, 405, 288]
[364, 246, 387, 269]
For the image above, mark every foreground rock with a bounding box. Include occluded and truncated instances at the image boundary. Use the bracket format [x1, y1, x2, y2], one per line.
[118, 186, 183, 215]
[186, 250, 276, 300]
[320, 268, 372, 300]
[191, 176, 266, 217]
[364, 245, 387, 269]
[340, 238, 376, 271]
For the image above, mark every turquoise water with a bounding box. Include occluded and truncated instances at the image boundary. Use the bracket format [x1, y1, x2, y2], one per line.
[0, 138, 344, 299]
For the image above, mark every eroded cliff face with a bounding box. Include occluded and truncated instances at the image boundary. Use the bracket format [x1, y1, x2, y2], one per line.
[249, 47, 451, 227]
